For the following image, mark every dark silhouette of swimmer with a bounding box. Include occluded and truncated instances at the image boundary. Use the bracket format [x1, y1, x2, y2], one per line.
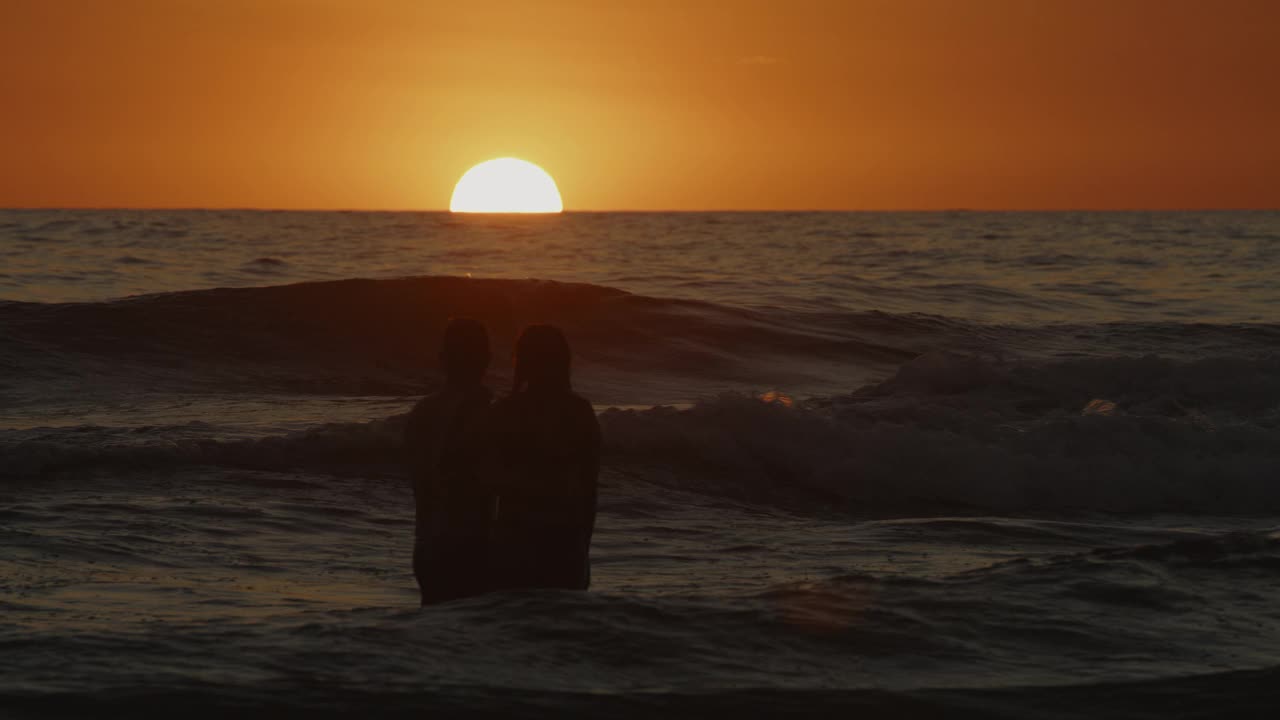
[480, 325, 600, 590]
[403, 318, 495, 605]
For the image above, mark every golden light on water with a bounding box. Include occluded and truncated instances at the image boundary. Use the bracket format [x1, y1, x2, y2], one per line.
[760, 390, 794, 407]
[449, 158, 563, 213]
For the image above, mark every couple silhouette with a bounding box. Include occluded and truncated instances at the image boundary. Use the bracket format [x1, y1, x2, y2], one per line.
[404, 319, 600, 605]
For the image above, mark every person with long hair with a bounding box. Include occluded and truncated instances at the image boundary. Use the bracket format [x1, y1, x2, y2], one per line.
[403, 317, 495, 604]
[481, 324, 600, 590]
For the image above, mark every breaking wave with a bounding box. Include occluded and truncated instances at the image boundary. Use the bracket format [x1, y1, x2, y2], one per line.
[6, 352, 1279, 515]
[0, 276, 934, 398]
[603, 353, 1280, 513]
[3, 276, 1277, 396]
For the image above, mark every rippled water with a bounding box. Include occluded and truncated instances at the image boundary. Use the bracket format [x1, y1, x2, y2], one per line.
[3, 209, 1278, 322]
[3, 210, 1279, 717]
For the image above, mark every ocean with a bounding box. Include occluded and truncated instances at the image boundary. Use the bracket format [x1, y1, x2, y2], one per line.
[2, 209, 1279, 718]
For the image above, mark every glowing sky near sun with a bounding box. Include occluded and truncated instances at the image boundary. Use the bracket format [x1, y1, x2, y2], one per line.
[2, 0, 1278, 210]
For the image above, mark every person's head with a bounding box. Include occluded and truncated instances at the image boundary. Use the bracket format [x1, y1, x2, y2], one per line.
[439, 317, 490, 387]
[512, 324, 572, 394]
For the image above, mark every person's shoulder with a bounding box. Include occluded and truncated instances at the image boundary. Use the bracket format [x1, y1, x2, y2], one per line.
[489, 391, 591, 414]
[410, 386, 488, 422]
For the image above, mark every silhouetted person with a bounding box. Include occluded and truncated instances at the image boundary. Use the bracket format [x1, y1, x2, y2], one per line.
[404, 318, 495, 605]
[481, 325, 600, 590]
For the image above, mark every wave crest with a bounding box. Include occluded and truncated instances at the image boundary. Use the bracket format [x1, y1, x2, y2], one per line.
[6, 353, 1278, 515]
[600, 353, 1280, 513]
[0, 276, 925, 399]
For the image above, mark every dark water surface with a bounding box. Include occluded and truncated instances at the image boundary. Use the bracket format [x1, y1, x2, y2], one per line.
[3, 210, 1279, 717]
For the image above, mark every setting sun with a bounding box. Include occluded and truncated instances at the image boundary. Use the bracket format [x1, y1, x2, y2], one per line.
[449, 158, 563, 213]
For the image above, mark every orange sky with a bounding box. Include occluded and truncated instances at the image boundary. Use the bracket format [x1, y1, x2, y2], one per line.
[2, 0, 1277, 210]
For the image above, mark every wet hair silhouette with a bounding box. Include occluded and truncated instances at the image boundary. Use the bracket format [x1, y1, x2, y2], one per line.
[440, 317, 490, 387]
[512, 324, 571, 394]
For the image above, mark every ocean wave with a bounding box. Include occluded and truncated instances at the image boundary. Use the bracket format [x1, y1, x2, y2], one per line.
[5, 353, 1279, 515]
[602, 353, 1280, 513]
[4, 528, 1279, 718]
[0, 417, 408, 478]
[240, 257, 291, 274]
[2, 276, 1277, 402]
[0, 276, 942, 399]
